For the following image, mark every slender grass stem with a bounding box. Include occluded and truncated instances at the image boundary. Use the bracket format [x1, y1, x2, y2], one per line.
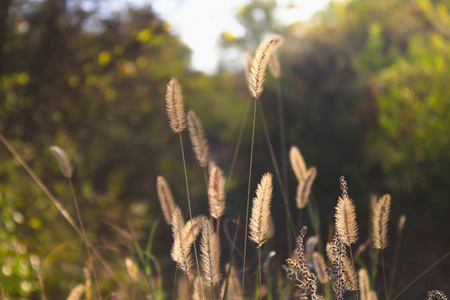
[241, 98, 258, 298]
[391, 251, 449, 300]
[178, 132, 203, 300]
[172, 266, 178, 300]
[227, 100, 251, 187]
[222, 216, 240, 300]
[258, 247, 262, 300]
[388, 221, 405, 298]
[68, 179, 102, 300]
[381, 249, 389, 300]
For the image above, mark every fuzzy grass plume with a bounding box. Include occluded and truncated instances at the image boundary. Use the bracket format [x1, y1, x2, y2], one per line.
[296, 167, 317, 209]
[335, 196, 359, 245]
[268, 53, 281, 79]
[248, 35, 284, 99]
[208, 166, 225, 219]
[171, 206, 194, 275]
[199, 218, 220, 286]
[359, 269, 370, 300]
[312, 252, 328, 284]
[50, 146, 73, 179]
[249, 173, 273, 248]
[372, 194, 391, 249]
[156, 176, 176, 225]
[165, 78, 186, 133]
[188, 110, 209, 168]
[289, 146, 307, 181]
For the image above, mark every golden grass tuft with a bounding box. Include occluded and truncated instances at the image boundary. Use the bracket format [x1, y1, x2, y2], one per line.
[199, 218, 220, 286]
[312, 252, 328, 284]
[359, 268, 370, 300]
[156, 176, 176, 225]
[296, 167, 317, 209]
[50, 146, 73, 179]
[171, 206, 194, 275]
[268, 53, 281, 79]
[165, 78, 186, 133]
[66, 284, 85, 300]
[208, 166, 226, 219]
[188, 110, 209, 168]
[249, 173, 273, 248]
[372, 194, 391, 249]
[289, 146, 307, 181]
[248, 35, 284, 98]
[335, 196, 359, 245]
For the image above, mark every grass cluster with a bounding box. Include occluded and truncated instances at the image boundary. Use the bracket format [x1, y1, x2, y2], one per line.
[0, 35, 448, 300]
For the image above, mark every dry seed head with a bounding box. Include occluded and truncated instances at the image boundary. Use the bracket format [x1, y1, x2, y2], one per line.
[188, 110, 209, 167]
[290, 146, 307, 182]
[125, 257, 139, 282]
[50, 146, 73, 179]
[199, 218, 220, 286]
[249, 35, 284, 98]
[249, 173, 273, 248]
[296, 167, 317, 209]
[342, 255, 358, 290]
[244, 52, 253, 94]
[171, 206, 194, 274]
[335, 196, 359, 245]
[369, 291, 378, 300]
[165, 78, 186, 133]
[67, 284, 85, 300]
[359, 269, 370, 300]
[208, 166, 226, 219]
[268, 53, 281, 78]
[156, 176, 176, 225]
[312, 252, 328, 284]
[398, 214, 406, 233]
[372, 194, 391, 249]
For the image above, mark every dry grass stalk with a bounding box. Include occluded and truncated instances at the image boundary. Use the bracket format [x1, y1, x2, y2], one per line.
[335, 196, 359, 245]
[165, 78, 186, 133]
[192, 276, 205, 300]
[171, 206, 194, 275]
[221, 264, 242, 300]
[188, 110, 209, 167]
[289, 146, 307, 181]
[296, 167, 317, 209]
[182, 216, 205, 251]
[249, 173, 273, 248]
[359, 269, 370, 300]
[156, 176, 176, 225]
[372, 194, 391, 249]
[342, 255, 358, 291]
[50, 146, 73, 179]
[268, 53, 281, 79]
[208, 166, 225, 219]
[312, 252, 328, 284]
[248, 35, 284, 98]
[66, 284, 85, 300]
[200, 219, 220, 287]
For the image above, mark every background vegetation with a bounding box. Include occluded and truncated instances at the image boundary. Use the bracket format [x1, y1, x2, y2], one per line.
[0, 0, 448, 298]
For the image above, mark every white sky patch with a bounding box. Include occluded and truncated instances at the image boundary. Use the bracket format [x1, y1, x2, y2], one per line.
[133, 0, 331, 73]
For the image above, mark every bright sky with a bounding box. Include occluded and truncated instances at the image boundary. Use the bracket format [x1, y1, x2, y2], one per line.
[135, 0, 331, 73]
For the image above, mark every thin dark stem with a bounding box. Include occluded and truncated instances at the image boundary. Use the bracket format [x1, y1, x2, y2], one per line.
[172, 265, 178, 300]
[258, 247, 262, 300]
[388, 222, 405, 298]
[257, 102, 297, 244]
[381, 249, 389, 300]
[178, 132, 204, 300]
[241, 98, 258, 298]
[227, 100, 251, 187]
[391, 251, 450, 300]
[68, 180, 102, 300]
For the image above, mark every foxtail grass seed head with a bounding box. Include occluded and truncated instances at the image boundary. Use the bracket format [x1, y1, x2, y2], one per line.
[165, 78, 186, 133]
[398, 214, 406, 233]
[208, 166, 225, 219]
[305, 236, 319, 266]
[188, 110, 209, 167]
[50, 146, 73, 179]
[359, 269, 370, 300]
[335, 196, 359, 245]
[249, 35, 284, 98]
[156, 176, 176, 225]
[296, 167, 317, 209]
[67, 284, 85, 300]
[312, 252, 328, 284]
[427, 290, 448, 300]
[372, 194, 391, 249]
[125, 257, 139, 282]
[249, 173, 273, 248]
[290, 146, 307, 182]
[200, 218, 220, 286]
[244, 52, 253, 93]
[268, 53, 281, 79]
[171, 206, 194, 275]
